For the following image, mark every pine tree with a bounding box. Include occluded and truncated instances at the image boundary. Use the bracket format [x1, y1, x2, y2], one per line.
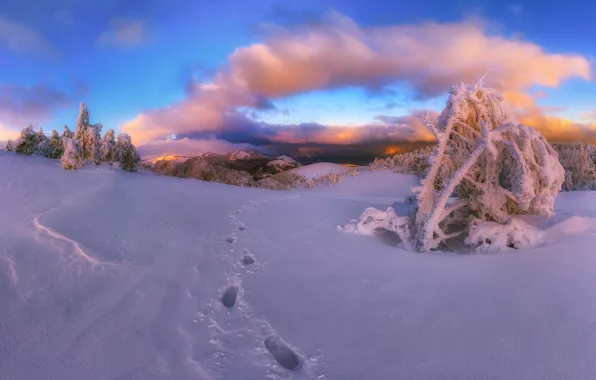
[61, 137, 81, 170]
[62, 125, 74, 139]
[74, 103, 92, 163]
[85, 123, 102, 164]
[4, 140, 14, 151]
[114, 133, 140, 172]
[14, 125, 38, 155]
[36, 128, 50, 157]
[48, 129, 64, 159]
[100, 128, 116, 162]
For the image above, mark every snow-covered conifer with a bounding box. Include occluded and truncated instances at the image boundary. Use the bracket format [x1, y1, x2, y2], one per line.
[4, 139, 14, 152]
[48, 130, 64, 159]
[36, 128, 50, 157]
[74, 103, 93, 163]
[114, 133, 139, 172]
[85, 123, 102, 164]
[61, 137, 81, 170]
[100, 128, 116, 162]
[62, 125, 74, 139]
[14, 125, 38, 155]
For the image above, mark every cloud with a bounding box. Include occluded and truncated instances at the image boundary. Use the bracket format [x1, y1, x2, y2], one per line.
[0, 84, 72, 127]
[136, 138, 261, 159]
[0, 17, 60, 59]
[517, 104, 596, 143]
[122, 11, 591, 149]
[97, 17, 151, 48]
[0, 123, 19, 141]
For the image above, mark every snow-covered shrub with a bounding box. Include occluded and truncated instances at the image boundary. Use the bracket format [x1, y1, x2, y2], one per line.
[370, 146, 433, 176]
[551, 142, 596, 191]
[100, 128, 116, 162]
[113, 133, 140, 172]
[344, 81, 564, 253]
[4, 139, 14, 152]
[47, 130, 64, 159]
[269, 171, 307, 188]
[257, 177, 288, 191]
[13, 125, 39, 155]
[61, 138, 81, 170]
[412, 81, 564, 251]
[305, 168, 360, 188]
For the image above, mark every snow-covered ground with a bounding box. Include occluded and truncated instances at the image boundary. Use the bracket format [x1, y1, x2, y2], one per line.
[290, 162, 354, 180]
[3, 150, 596, 380]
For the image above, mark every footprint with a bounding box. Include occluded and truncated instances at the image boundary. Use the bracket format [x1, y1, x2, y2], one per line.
[241, 250, 255, 265]
[238, 223, 246, 231]
[265, 335, 301, 370]
[221, 285, 239, 308]
[225, 235, 237, 244]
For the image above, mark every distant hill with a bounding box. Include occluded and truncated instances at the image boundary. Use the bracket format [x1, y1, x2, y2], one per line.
[141, 151, 301, 185]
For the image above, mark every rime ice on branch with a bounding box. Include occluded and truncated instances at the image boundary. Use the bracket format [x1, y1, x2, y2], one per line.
[413, 81, 565, 251]
[341, 80, 565, 252]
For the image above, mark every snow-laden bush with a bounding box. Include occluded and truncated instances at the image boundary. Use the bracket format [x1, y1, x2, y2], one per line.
[304, 168, 360, 188]
[3, 140, 14, 152]
[342, 81, 565, 252]
[61, 138, 81, 170]
[113, 133, 140, 172]
[414, 82, 564, 251]
[551, 142, 596, 191]
[370, 146, 433, 176]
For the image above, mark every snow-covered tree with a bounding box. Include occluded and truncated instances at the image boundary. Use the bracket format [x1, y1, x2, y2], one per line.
[62, 125, 74, 139]
[341, 81, 565, 252]
[551, 142, 596, 191]
[4, 139, 14, 152]
[85, 123, 102, 164]
[61, 137, 81, 170]
[13, 125, 39, 155]
[47, 129, 64, 159]
[100, 128, 116, 162]
[114, 133, 139, 172]
[412, 82, 564, 251]
[36, 128, 50, 157]
[74, 103, 94, 163]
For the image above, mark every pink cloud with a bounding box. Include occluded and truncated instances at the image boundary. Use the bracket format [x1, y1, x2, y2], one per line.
[122, 11, 591, 147]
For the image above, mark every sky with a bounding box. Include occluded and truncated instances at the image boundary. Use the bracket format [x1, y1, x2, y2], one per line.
[1, 0, 596, 159]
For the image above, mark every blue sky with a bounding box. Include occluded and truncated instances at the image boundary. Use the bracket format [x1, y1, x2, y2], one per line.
[1, 0, 595, 156]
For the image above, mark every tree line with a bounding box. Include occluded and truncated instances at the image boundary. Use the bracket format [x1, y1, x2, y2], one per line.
[4, 103, 140, 172]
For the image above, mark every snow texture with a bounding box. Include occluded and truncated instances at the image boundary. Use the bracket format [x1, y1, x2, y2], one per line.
[290, 162, 353, 180]
[3, 151, 596, 380]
